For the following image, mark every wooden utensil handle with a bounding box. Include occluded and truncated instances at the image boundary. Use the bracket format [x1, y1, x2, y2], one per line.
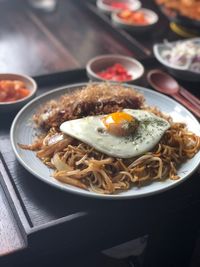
[173, 93, 200, 119]
[179, 87, 200, 108]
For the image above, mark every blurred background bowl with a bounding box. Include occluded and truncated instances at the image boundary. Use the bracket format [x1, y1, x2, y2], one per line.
[153, 39, 200, 82]
[112, 8, 158, 33]
[156, 3, 200, 37]
[0, 73, 37, 113]
[86, 54, 144, 83]
[96, 0, 141, 14]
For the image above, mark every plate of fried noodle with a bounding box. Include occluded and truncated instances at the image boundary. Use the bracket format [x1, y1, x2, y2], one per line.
[10, 83, 200, 199]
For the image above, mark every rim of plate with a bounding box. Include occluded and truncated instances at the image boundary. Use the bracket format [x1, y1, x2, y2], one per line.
[10, 82, 200, 199]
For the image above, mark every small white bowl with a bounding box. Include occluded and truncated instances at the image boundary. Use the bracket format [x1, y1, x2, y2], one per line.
[96, 0, 141, 14]
[0, 73, 37, 113]
[153, 38, 200, 82]
[86, 54, 144, 83]
[112, 8, 159, 32]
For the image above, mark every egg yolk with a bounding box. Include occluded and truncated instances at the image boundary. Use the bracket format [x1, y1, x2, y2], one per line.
[102, 112, 138, 136]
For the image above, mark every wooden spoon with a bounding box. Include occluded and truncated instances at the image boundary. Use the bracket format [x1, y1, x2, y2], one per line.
[147, 69, 200, 118]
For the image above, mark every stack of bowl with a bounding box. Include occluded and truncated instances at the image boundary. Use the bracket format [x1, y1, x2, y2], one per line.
[97, 0, 159, 33]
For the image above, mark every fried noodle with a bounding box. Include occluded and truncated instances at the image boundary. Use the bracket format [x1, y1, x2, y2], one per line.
[19, 121, 200, 194]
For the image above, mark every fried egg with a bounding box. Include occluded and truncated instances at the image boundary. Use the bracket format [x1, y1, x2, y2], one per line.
[60, 109, 170, 158]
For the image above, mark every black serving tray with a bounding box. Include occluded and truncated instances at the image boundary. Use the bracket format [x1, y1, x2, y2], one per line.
[0, 68, 200, 267]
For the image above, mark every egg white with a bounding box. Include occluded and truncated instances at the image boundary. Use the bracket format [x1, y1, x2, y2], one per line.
[60, 109, 170, 158]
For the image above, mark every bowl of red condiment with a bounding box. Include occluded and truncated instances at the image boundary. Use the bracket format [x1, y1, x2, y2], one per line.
[112, 8, 159, 32]
[86, 55, 144, 83]
[96, 0, 141, 14]
[0, 73, 37, 113]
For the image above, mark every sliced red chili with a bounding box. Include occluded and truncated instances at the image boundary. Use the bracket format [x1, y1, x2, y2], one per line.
[97, 63, 132, 82]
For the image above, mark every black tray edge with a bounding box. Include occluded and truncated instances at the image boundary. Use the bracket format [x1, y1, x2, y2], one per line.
[0, 154, 29, 246]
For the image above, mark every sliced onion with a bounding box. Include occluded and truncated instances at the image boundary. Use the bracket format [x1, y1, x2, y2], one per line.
[43, 133, 65, 146]
[52, 153, 73, 171]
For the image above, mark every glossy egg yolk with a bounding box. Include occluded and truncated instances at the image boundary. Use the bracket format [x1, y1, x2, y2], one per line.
[102, 112, 138, 136]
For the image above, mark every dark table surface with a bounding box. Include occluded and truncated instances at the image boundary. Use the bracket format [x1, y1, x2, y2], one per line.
[0, 1, 200, 267]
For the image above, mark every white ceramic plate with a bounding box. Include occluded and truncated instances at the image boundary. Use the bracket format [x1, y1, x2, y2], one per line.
[10, 83, 200, 199]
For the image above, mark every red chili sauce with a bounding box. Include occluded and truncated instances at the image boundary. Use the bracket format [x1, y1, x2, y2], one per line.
[110, 2, 129, 9]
